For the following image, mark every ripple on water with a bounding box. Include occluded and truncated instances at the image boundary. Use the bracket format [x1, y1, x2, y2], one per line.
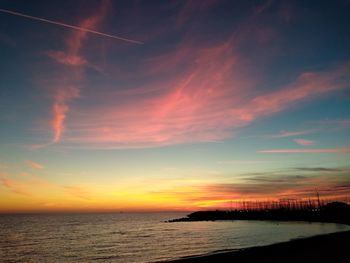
[1, 213, 349, 263]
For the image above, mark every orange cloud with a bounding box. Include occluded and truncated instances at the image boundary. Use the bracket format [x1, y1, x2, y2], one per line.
[51, 101, 69, 143]
[27, 160, 44, 169]
[0, 171, 93, 204]
[294, 139, 315, 146]
[64, 186, 91, 200]
[1, 177, 31, 196]
[150, 170, 350, 207]
[260, 148, 350, 153]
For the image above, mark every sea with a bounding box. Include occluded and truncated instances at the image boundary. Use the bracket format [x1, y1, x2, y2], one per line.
[1, 212, 349, 263]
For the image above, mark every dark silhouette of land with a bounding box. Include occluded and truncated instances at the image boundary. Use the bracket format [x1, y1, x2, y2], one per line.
[168, 201, 350, 225]
[161, 201, 350, 263]
[159, 230, 350, 263]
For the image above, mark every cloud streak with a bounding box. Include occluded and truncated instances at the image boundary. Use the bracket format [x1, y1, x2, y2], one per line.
[46, 1, 109, 144]
[1, 177, 32, 196]
[31, 1, 350, 149]
[270, 129, 316, 138]
[64, 59, 350, 149]
[217, 160, 267, 165]
[294, 138, 315, 146]
[47, 51, 87, 66]
[260, 148, 350, 153]
[316, 119, 350, 127]
[27, 161, 44, 169]
[151, 169, 350, 206]
[64, 186, 91, 200]
[294, 167, 344, 172]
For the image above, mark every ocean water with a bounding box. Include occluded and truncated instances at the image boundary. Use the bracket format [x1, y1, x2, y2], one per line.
[1, 212, 349, 263]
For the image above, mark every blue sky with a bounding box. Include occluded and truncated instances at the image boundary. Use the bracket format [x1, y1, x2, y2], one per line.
[0, 0, 349, 212]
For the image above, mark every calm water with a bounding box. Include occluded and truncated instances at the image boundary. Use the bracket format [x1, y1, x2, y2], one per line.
[1, 212, 349, 262]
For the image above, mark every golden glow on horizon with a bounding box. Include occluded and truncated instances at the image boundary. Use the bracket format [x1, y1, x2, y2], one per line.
[2, 172, 349, 213]
[1, 1, 349, 214]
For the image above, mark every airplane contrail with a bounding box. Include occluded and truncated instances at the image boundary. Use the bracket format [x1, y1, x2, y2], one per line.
[0, 8, 143, 44]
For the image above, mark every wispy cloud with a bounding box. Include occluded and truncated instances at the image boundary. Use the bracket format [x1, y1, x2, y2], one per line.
[27, 160, 44, 169]
[315, 119, 350, 126]
[64, 186, 91, 200]
[294, 167, 344, 172]
[152, 168, 350, 206]
[269, 118, 350, 141]
[199, 180, 350, 200]
[1, 171, 93, 201]
[63, 60, 350, 149]
[217, 160, 267, 164]
[270, 129, 316, 138]
[0, 177, 32, 196]
[47, 51, 87, 66]
[246, 68, 350, 116]
[45, 1, 110, 144]
[31, 1, 350, 149]
[260, 148, 350, 153]
[153, 180, 350, 206]
[294, 138, 315, 146]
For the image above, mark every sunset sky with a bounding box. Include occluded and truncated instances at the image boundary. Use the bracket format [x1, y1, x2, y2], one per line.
[1, 0, 350, 213]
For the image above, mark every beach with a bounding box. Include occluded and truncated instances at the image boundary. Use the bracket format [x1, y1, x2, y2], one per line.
[162, 230, 350, 263]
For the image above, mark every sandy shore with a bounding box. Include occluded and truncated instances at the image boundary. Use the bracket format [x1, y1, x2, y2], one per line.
[160, 230, 350, 263]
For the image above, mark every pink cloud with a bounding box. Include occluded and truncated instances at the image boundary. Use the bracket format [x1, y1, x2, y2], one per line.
[1, 177, 12, 188]
[45, 1, 110, 144]
[270, 129, 316, 138]
[33, 1, 349, 149]
[27, 160, 44, 169]
[248, 66, 350, 116]
[62, 57, 349, 149]
[260, 148, 350, 153]
[64, 38, 253, 148]
[47, 51, 87, 66]
[293, 139, 315, 146]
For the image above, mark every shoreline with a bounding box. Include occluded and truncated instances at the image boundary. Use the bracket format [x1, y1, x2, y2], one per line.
[167, 203, 350, 225]
[158, 230, 350, 263]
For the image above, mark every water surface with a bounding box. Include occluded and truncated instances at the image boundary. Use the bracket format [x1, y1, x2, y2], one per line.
[1, 212, 348, 262]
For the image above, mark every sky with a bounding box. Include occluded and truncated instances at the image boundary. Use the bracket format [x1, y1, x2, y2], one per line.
[0, 0, 350, 213]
